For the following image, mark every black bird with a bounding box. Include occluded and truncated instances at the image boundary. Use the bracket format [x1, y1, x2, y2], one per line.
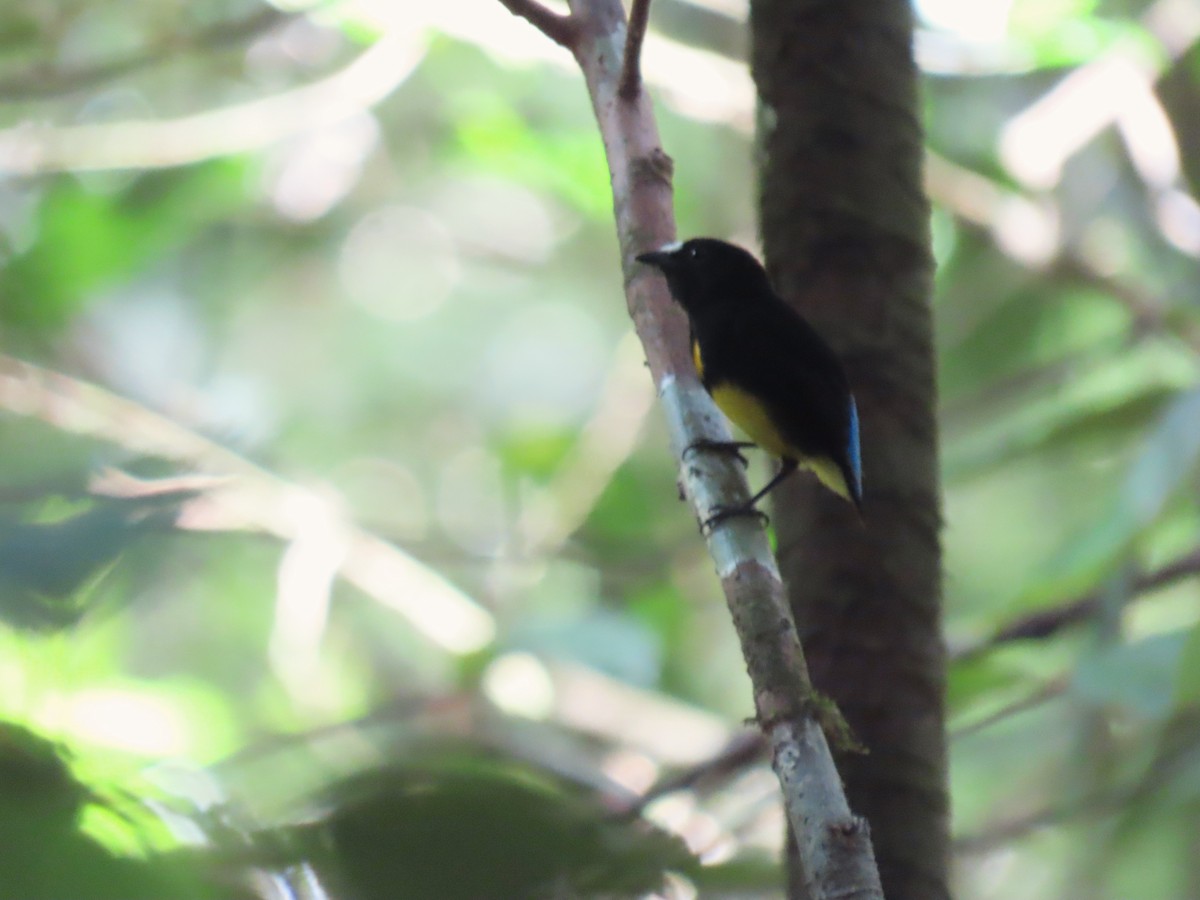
[637, 238, 863, 517]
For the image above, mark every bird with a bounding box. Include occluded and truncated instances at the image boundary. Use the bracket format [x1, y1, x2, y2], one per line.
[636, 238, 863, 522]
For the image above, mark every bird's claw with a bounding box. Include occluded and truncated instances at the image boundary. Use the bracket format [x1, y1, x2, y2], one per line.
[701, 503, 770, 532]
[684, 439, 755, 469]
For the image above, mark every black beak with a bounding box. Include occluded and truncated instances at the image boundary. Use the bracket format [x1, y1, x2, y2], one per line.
[635, 248, 677, 269]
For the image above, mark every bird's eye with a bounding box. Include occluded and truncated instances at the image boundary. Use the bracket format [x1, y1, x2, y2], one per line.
[687, 245, 699, 258]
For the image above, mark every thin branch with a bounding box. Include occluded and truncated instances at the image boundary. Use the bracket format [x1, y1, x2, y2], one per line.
[496, 0, 579, 48]
[956, 709, 1200, 853]
[617, 730, 766, 818]
[952, 547, 1200, 664]
[950, 677, 1069, 742]
[954, 789, 1130, 855]
[618, 0, 653, 99]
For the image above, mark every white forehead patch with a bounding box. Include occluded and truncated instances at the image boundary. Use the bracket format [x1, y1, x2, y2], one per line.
[658, 241, 683, 253]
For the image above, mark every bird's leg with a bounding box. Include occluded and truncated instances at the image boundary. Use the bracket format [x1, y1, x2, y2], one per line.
[683, 438, 756, 468]
[701, 458, 798, 530]
[745, 457, 799, 507]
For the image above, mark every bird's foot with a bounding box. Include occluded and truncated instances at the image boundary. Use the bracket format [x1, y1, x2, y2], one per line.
[683, 439, 755, 468]
[701, 502, 770, 531]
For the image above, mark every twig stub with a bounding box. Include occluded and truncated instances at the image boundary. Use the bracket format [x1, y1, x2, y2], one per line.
[629, 147, 674, 189]
[497, 0, 579, 49]
[618, 0, 653, 99]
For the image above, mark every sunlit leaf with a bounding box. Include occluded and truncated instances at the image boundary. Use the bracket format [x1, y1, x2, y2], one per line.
[1007, 0, 1145, 67]
[0, 721, 237, 899]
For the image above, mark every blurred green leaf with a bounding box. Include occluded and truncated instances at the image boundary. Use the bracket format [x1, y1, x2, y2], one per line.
[945, 376, 1177, 482]
[948, 654, 1038, 717]
[494, 425, 575, 480]
[0, 161, 250, 330]
[1018, 387, 1200, 605]
[1073, 631, 1188, 719]
[509, 608, 662, 686]
[0, 9, 39, 54]
[298, 756, 693, 900]
[451, 93, 611, 219]
[0, 721, 238, 899]
[1124, 388, 1200, 517]
[0, 419, 113, 493]
[0, 492, 188, 631]
[1103, 808, 1195, 900]
[691, 854, 783, 891]
[942, 278, 1163, 404]
[1008, 0, 1148, 67]
[1156, 42, 1200, 200]
[586, 459, 674, 546]
[1173, 621, 1200, 709]
[628, 582, 688, 646]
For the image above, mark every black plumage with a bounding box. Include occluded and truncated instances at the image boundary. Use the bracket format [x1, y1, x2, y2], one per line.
[637, 238, 863, 514]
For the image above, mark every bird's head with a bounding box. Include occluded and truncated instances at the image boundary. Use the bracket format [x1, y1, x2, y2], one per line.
[636, 238, 772, 315]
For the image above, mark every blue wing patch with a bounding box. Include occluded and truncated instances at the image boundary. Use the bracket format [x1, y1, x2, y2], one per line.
[847, 396, 863, 500]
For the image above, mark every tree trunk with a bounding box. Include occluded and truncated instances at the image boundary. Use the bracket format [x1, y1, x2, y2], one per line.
[749, 1, 949, 898]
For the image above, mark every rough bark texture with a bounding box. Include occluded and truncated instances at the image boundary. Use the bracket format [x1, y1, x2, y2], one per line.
[749, 1, 949, 898]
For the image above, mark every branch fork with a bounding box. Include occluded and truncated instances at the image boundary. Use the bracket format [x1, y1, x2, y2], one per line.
[498, 0, 651, 98]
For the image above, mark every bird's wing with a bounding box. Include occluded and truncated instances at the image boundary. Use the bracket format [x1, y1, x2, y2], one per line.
[720, 301, 861, 499]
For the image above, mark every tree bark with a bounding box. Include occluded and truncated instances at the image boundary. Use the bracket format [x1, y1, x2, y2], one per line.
[749, 1, 949, 898]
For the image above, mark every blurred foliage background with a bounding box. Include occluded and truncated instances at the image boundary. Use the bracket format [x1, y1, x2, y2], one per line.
[1, 0, 1200, 897]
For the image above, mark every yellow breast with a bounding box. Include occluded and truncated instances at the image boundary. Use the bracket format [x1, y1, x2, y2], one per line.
[709, 382, 791, 459]
[694, 337, 788, 457]
[694, 340, 854, 503]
